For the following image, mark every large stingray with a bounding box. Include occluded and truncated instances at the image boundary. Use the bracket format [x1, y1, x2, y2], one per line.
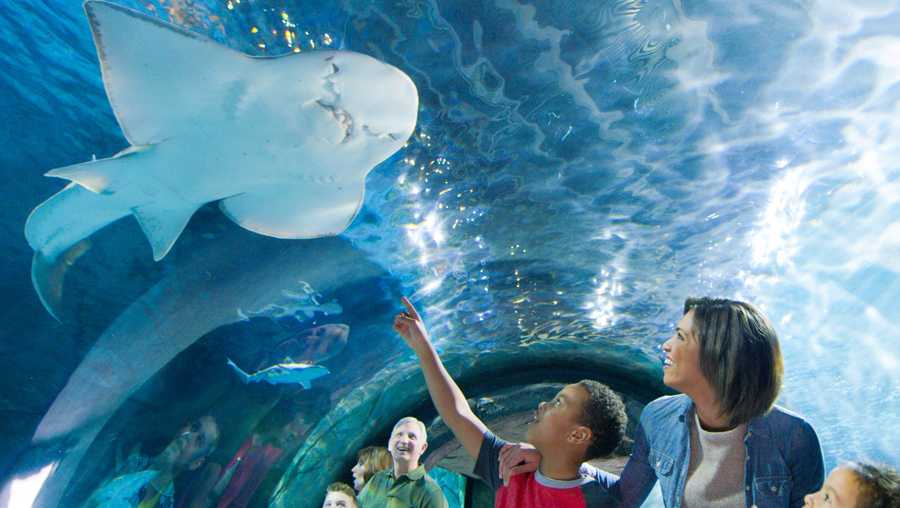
[24, 1, 418, 318]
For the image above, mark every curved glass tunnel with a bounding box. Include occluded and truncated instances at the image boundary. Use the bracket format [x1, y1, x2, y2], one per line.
[1, 1, 898, 507]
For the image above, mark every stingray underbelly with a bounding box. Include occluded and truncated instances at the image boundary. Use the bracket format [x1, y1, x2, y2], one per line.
[134, 141, 302, 204]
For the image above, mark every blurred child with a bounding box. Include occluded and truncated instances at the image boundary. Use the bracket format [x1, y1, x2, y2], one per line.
[323, 482, 358, 508]
[803, 461, 899, 508]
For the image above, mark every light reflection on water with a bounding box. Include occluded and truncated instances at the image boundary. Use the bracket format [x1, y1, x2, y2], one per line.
[732, 0, 900, 469]
[386, 0, 900, 473]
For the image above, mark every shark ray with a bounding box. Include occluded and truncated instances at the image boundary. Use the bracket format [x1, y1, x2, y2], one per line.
[24, 1, 418, 318]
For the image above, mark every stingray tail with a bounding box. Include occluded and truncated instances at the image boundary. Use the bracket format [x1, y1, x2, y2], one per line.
[30, 239, 93, 322]
[226, 358, 251, 384]
[25, 147, 200, 319]
[26, 178, 130, 263]
[25, 177, 131, 320]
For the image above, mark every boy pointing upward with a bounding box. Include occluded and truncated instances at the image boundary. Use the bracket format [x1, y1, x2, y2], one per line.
[394, 297, 627, 508]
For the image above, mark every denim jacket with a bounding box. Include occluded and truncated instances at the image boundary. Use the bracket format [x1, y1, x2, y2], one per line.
[586, 394, 824, 508]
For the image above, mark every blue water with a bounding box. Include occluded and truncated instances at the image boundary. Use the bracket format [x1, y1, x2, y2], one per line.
[1, 1, 898, 507]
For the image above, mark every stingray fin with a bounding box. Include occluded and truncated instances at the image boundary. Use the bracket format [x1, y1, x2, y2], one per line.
[83, 1, 244, 145]
[45, 145, 150, 194]
[131, 203, 198, 261]
[219, 179, 365, 239]
[26, 182, 131, 261]
[30, 240, 94, 322]
[300, 380, 312, 390]
[46, 162, 114, 194]
[31, 251, 63, 322]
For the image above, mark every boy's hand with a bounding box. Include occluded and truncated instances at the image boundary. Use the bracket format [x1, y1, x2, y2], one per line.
[393, 297, 431, 352]
[499, 442, 541, 485]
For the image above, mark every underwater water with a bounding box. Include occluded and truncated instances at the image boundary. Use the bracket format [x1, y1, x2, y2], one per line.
[1, 0, 898, 507]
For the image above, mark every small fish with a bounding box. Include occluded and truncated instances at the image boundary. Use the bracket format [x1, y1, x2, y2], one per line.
[239, 286, 344, 321]
[239, 302, 342, 321]
[226, 358, 329, 389]
[275, 323, 350, 363]
[286, 301, 343, 320]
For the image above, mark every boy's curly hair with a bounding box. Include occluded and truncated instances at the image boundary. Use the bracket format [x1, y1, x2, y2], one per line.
[576, 380, 627, 460]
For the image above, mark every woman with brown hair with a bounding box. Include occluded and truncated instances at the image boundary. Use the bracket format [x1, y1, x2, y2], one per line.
[501, 297, 826, 507]
[350, 446, 392, 493]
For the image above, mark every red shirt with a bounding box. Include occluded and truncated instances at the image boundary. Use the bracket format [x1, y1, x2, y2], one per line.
[217, 437, 284, 508]
[474, 431, 616, 508]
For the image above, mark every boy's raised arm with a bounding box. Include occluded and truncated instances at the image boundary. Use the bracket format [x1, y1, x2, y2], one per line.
[394, 297, 488, 459]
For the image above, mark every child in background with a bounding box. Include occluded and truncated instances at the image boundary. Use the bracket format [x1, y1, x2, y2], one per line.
[322, 482, 358, 508]
[803, 462, 899, 508]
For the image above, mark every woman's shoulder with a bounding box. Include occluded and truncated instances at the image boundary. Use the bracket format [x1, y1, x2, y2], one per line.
[760, 405, 821, 442]
[640, 394, 691, 422]
[760, 405, 816, 432]
[756, 406, 824, 471]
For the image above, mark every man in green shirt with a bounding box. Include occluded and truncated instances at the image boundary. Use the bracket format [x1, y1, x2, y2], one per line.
[357, 417, 448, 508]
